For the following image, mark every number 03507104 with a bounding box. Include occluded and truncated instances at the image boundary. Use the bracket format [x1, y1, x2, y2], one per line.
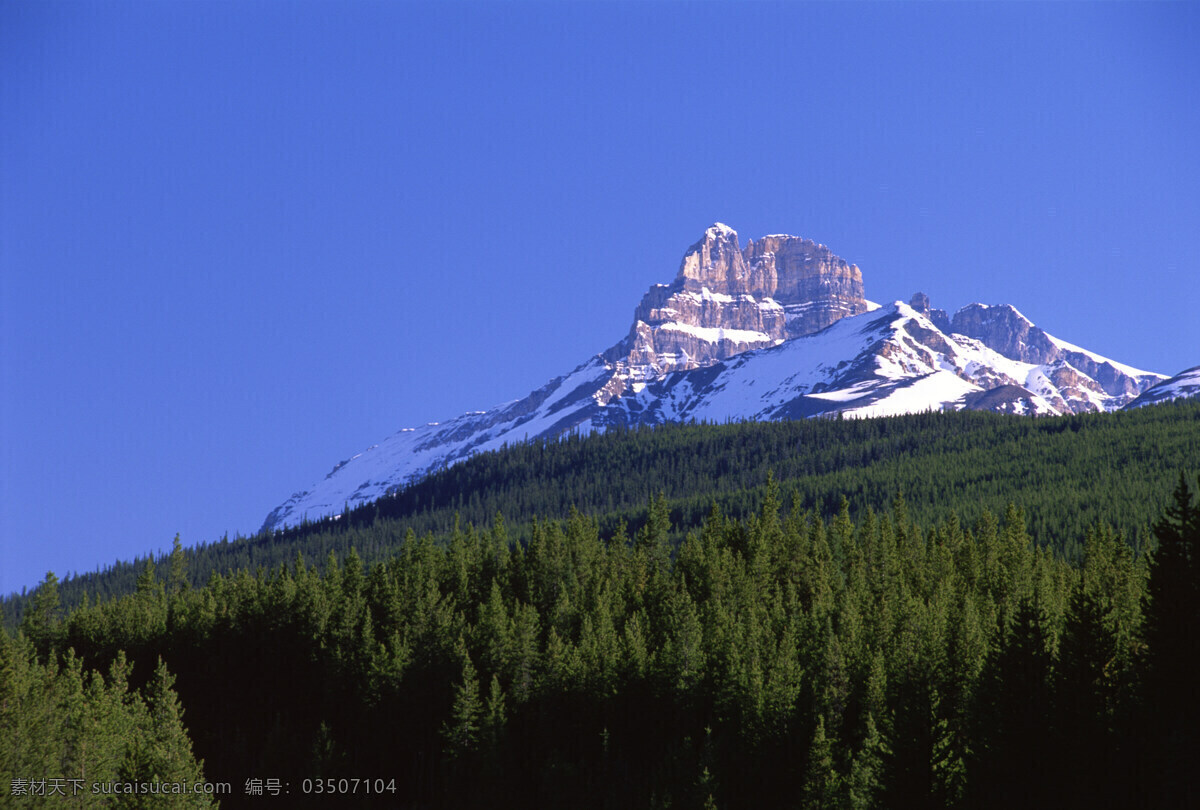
[301, 778, 396, 795]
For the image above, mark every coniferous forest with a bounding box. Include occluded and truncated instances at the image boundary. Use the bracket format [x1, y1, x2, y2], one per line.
[3, 401, 1200, 807]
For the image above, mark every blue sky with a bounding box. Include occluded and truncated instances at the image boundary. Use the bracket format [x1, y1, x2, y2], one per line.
[2, 2, 1198, 596]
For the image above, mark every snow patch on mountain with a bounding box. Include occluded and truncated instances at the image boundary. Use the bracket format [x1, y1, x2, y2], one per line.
[1126, 366, 1200, 409]
[659, 322, 777, 345]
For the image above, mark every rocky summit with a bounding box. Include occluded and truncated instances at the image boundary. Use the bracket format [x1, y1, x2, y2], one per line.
[261, 223, 1181, 531]
[599, 223, 869, 396]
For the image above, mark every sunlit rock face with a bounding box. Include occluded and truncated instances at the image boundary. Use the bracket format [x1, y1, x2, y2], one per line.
[951, 303, 1060, 364]
[742, 232, 868, 337]
[949, 302, 1161, 406]
[602, 223, 870, 388]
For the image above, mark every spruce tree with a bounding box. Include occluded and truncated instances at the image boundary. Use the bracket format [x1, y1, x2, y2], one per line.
[968, 599, 1055, 809]
[167, 534, 189, 596]
[802, 716, 842, 810]
[848, 713, 887, 810]
[1054, 585, 1119, 809]
[20, 571, 61, 655]
[1141, 473, 1200, 806]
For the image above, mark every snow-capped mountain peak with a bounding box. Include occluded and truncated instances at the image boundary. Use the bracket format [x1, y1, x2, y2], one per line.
[261, 226, 1175, 532]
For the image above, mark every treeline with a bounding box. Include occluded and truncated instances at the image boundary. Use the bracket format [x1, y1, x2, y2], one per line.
[7, 400, 1200, 622]
[10, 476, 1200, 807]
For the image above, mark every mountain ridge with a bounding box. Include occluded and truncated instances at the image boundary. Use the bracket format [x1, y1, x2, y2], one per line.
[262, 224, 1179, 532]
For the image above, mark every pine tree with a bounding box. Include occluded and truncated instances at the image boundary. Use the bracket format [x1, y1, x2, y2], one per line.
[443, 640, 483, 758]
[483, 673, 507, 748]
[659, 585, 705, 694]
[802, 716, 842, 810]
[1053, 585, 1119, 809]
[636, 491, 673, 576]
[848, 712, 888, 810]
[968, 599, 1055, 809]
[167, 534, 189, 596]
[506, 601, 540, 704]
[137, 658, 215, 807]
[20, 571, 61, 655]
[136, 558, 162, 599]
[475, 580, 511, 676]
[1141, 473, 1200, 806]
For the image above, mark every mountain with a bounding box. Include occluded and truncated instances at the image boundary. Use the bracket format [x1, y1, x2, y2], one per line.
[1126, 366, 1200, 409]
[598, 223, 870, 392]
[262, 224, 1168, 531]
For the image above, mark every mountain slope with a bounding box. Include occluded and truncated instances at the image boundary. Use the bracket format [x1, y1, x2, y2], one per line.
[1127, 366, 1200, 409]
[263, 224, 1168, 531]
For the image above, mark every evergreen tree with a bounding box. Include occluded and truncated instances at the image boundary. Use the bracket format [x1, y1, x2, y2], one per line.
[483, 673, 507, 748]
[443, 640, 483, 758]
[636, 491, 673, 576]
[1140, 473, 1200, 806]
[20, 571, 61, 655]
[168, 534, 189, 596]
[968, 600, 1055, 809]
[1053, 585, 1120, 809]
[802, 715, 842, 810]
[847, 712, 887, 810]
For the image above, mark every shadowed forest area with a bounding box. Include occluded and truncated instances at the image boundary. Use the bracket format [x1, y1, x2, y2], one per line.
[3, 403, 1200, 807]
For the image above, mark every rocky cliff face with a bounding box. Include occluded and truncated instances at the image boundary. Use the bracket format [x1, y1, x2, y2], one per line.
[951, 303, 1060, 364]
[908, 292, 950, 333]
[948, 302, 1160, 407]
[742, 233, 868, 336]
[601, 223, 870, 392]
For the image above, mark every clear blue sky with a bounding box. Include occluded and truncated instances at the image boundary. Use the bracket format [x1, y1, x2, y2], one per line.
[3, 2, 1198, 596]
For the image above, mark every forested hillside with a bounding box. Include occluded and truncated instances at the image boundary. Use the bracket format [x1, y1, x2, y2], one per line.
[7, 476, 1200, 807]
[4, 401, 1199, 807]
[7, 400, 1199, 620]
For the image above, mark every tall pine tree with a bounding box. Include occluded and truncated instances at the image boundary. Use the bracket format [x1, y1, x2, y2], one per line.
[1141, 473, 1200, 806]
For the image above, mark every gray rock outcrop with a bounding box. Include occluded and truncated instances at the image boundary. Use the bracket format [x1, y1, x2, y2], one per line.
[602, 223, 870, 388]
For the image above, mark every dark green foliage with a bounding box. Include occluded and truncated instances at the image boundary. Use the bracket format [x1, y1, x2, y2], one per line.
[0, 639, 213, 808]
[19, 572, 60, 652]
[1053, 586, 1122, 809]
[5, 487, 1180, 808]
[8, 399, 1199, 623]
[2, 402, 1198, 807]
[968, 600, 1055, 809]
[1141, 473, 1200, 807]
